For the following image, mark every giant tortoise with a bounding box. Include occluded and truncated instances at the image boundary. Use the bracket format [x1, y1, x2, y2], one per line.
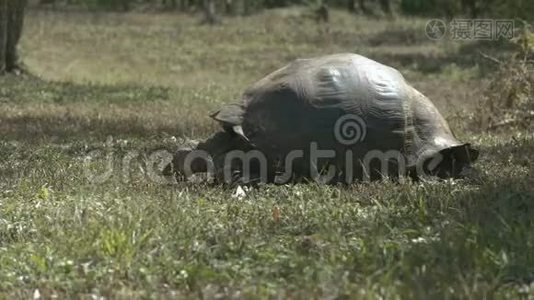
[164, 53, 479, 184]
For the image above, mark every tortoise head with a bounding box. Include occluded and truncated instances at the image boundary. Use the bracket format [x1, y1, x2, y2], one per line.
[408, 86, 480, 179]
[420, 143, 480, 179]
[162, 148, 209, 180]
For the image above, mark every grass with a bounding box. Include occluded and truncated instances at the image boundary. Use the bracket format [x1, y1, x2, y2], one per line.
[0, 7, 533, 299]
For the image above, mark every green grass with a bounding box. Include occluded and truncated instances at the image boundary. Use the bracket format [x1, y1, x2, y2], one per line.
[0, 7, 533, 299]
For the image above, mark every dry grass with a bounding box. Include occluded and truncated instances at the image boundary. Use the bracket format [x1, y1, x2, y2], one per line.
[21, 9, 460, 88]
[0, 7, 532, 299]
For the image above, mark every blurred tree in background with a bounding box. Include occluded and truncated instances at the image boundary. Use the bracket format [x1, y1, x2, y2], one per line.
[33, 0, 533, 21]
[202, 0, 218, 24]
[400, 0, 533, 20]
[0, 0, 27, 75]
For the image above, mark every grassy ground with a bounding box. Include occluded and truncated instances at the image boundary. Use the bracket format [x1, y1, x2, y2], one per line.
[1, 8, 533, 299]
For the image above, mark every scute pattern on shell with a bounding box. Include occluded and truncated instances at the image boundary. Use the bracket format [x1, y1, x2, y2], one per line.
[200, 53, 479, 182]
[216, 55, 457, 149]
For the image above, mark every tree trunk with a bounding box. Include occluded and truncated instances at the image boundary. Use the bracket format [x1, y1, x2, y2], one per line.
[5, 0, 26, 71]
[225, 0, 233, 15]
[1, 0, 26, 74]
[358, 0, 370, 14]
[180, 0, 189, 12]
[461, 0, 477, 18]
[0, 0, 6, 73]
[203, 0, 218, 25]
[243, 0, 249, 15]
[379, 0, 391, 15]
[162, 0, 178, 10]
[347, 0, 355, 12]
[316, 4, 329, 23]
[119, 0, 130, 11]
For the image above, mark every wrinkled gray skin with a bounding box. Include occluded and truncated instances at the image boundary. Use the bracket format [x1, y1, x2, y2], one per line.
[164, 53, 479, 184]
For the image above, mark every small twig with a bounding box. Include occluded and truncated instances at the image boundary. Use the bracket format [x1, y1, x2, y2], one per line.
[488, 114, 534, 130]
[478, 51, 503, 66]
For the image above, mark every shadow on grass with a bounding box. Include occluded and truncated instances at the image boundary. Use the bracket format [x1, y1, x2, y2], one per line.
[0, 76, 217, 143]
[394, 137, 534, 296]
[426, 178, 532, 291]
[0, 76, 171, 104]
[0, 113, 193, 143]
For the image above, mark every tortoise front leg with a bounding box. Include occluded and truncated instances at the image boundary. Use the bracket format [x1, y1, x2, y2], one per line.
[163, 131, 250, 182]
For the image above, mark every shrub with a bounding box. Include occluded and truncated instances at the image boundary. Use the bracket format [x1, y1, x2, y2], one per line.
[476, 22, 534, 131]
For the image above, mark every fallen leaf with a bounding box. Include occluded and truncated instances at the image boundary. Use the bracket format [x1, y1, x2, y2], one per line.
[272, 205, 280, 223]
